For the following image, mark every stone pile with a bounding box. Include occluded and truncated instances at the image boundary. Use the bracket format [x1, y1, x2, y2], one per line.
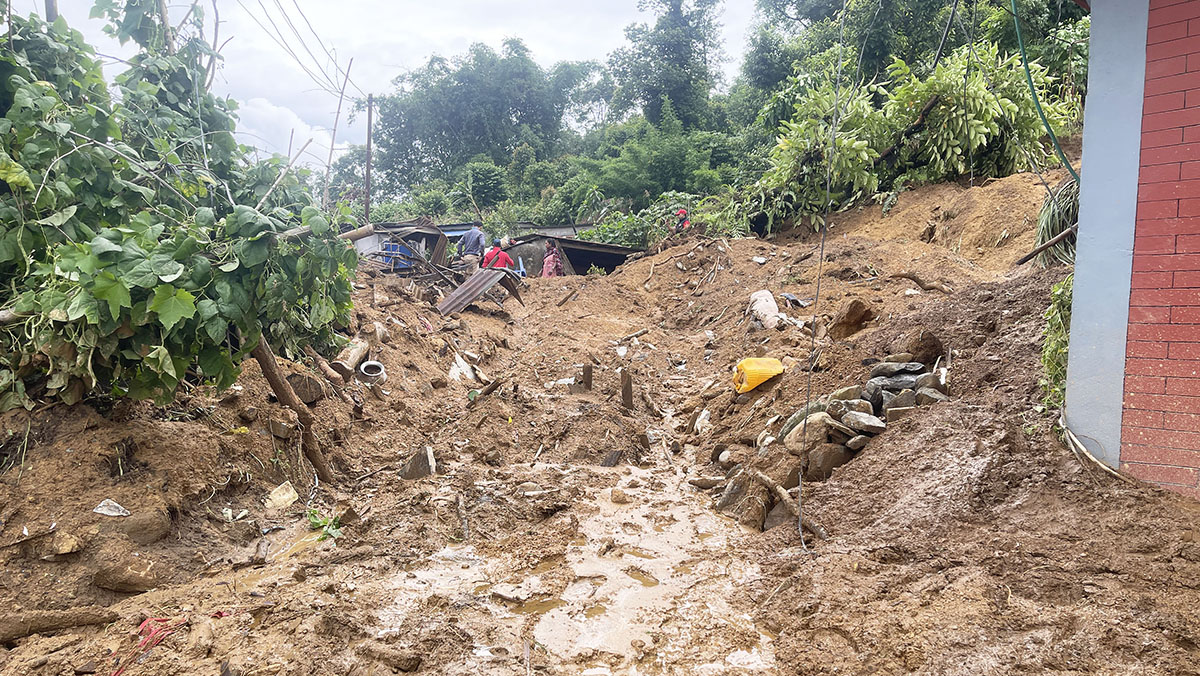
[780, 352, 950, 481]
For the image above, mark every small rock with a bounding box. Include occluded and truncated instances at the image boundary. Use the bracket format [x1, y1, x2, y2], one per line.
[73, 662, 97, 675]
[783, 412, 853, 454]
[763, 502, 791, 530]
[752, 256, 768, 265]
[734, 394, 751, 405]
[264, 481, 299, 511]
[829, 299, 874, 340]
[40, 531, 84, 560]
[399, 446, 437, 480]
[238, 406, 259, 422]
[430, 377, 448, 389]
[611, 488, 632, 504]
[905, 329, 945, 365]
[93, 499, 130, 517]
[916, 388, 950, 405]
[826, 398, 873, 420]
[878, 390, 895, 414]
[829, 385, 862, 401]
[709, 444, 727, 463]
[886, 406, 916, 422]
[868, 361, 926, 378]
[805, 444, 854, 481]
[515, 482, 541, 496]
[884, 389, 917, 412]
[915, 369, 949, 394]
[883, 352, 914, 363]
[267, 419, 296, 440]
[841, 411, 887, 435]
[783, 465, 803, 490]
[118, 510, 171, 545]
[846, 435, 870, 451]
[94, 554, 160, 593]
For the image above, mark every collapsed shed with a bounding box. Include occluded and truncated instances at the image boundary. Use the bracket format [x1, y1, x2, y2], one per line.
[504, 235, 640, 276]
[354, 217, 449, 272]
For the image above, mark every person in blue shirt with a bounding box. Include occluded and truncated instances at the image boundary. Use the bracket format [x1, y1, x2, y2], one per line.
[459, 222, 486, 273]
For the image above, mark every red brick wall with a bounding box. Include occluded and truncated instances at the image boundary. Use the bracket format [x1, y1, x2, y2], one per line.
[1123, 0, 1200, 498]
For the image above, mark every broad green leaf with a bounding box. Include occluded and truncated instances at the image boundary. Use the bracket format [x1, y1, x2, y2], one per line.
[89, 235, 123, 256]
[66, 290, 100, 324]
[92, 272, 131, 320]
[150, 251, 185, 283]
[124, 259, 158, 288]
[38, 205, 77, 228]
[148, 285, 196, 332]
[235, 237, 270, 268]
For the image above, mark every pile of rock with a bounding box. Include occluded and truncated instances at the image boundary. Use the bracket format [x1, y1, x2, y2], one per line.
[780, 353, 949, 481]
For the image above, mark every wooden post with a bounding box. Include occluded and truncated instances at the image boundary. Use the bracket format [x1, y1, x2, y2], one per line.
[365, 93, 373, 227]
[251, 339, 335, 484]
[43, 0, 57, 22]
[621, 370, 634, 409]
[582, 364, 593, 391]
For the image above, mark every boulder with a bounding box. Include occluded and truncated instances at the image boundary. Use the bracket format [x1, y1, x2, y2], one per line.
[883, 352, 914, 363]
[846, 435, 870, 451]
[827, 398, 873, 420]
[714, 471, 769, 529]
[866, 373, 921, 393]
[916, 388, 950, 405]
[94, 554, 160, 593]
[886, 406, 916, 422]
[780, 400, 828, 440]
[118, 510, 171, 545]
[829, 385, 862, 401]
[868, 361, 927, 378]
[829, 299, 874, 339]
[916, 369, 949, 394]
[905, 329, 945, 365]
[784, 412, 854, 454]
[884, 389, 917, 413]
[841, 411, 887, 435]
[805, 444, 854, 481]
[879, 390, 895, 414]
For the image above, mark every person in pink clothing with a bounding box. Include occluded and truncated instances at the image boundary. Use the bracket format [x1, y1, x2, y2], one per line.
[541, 239, 564, 277]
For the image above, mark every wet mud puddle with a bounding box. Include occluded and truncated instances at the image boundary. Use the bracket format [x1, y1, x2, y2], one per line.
[375, 466, 777, 673]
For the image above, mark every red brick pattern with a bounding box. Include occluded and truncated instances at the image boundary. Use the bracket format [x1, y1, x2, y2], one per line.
[1125, 0, 1200, 498]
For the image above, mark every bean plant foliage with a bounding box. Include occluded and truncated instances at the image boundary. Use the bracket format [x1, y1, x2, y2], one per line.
[0, 4, 357, 411]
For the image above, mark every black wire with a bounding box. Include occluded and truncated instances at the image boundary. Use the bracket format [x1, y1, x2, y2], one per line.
[797, 0, 849, 553]
[931, 0, 962, 71]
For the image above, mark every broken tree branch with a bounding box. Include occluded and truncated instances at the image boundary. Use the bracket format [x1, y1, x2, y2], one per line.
[0, 607, 119, 643]
[251, 339, 335, 483]
[1016, 224, 1078, 266]
[890, 271, 952, 294]
[747, 469, 829, 541]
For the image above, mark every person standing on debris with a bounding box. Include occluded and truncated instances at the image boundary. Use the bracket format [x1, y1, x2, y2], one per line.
[541, 239, 564, 277]
[482, 239, 514, 269]
[672, 208, 690, 235]
[460, 222, 486, 273]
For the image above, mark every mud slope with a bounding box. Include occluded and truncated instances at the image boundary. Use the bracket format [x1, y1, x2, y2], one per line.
[1, 169, 1198, 676]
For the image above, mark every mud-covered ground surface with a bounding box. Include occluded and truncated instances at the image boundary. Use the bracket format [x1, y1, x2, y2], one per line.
[2, 170, 1200, 675]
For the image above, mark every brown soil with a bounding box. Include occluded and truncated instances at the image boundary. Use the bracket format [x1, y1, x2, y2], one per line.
[1, 169, 1198, 676]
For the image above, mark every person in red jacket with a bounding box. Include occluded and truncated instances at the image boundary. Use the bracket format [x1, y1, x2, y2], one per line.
[481, 239, 514, 269]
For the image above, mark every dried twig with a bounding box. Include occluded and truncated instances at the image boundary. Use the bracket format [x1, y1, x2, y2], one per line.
[747, 469, 828, 540]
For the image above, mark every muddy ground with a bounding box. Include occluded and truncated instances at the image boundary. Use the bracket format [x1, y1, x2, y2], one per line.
[2, 170, 1200, 675]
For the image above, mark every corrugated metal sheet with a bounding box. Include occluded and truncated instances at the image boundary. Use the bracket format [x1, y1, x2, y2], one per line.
[437, 268, 523, 315]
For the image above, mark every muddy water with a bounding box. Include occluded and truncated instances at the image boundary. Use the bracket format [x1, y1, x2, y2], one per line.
[374, 466, 777, 673]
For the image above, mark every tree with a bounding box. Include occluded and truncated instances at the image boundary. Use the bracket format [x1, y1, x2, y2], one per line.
[451, 162, 508, 220]
[373, 39, 590, 196]
[609, 0, 721, 128]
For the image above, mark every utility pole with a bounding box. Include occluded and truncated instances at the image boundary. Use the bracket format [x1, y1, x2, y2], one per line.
[44, 0, 57, 22]
[365, 93, 373, 227]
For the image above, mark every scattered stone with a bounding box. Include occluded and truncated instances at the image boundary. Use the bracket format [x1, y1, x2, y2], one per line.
[779, 399, 828, 439]
[783, 465, 803, 490]
[237, 406, 259, 423]
[829, 299, 874, 339]
[39, 531, 84, 560]
[763, 502, 791, 530]
[846, 435, 870, 451]
[916, 387, 950, 405]
[868, 361, 926, 378]
[883, 352, 914, 363]
[718, 444, 752, 470]
[265, 482, 299, 510]
[286, 373, 325, 405]
[714, 471, 769, 530]
[752, 256, 768, 265]
[515, 482, 541, 495]
[886, 406, 916, 422]
[74, 661, 97, 674]
[118, 511, 171, 545]
[709, 444, 727, 463]
[688, 476, 725, 490]
[905, 329, 945, 365]
[878, 390, 895, 414]
[399, 446, 437, 480]
[93, 554, 160, 593]
[841, 411, 887, 435]
[611, 488, 632, 504]
[829, 385, 862, 401]
[916, 369, 949, 394]
[866, 373, 921, 392]
[805, 444, 854, 481]
[826, 398, 873, 420]
[92, 499, 130, 518]
[884, 389, 917, 412]
[267, 419, 296, 440]
[783, 412, 853, 455]
[430, 377, 447, 389]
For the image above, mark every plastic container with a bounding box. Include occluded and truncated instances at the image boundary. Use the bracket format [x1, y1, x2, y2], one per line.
[733, 358, 785, 393]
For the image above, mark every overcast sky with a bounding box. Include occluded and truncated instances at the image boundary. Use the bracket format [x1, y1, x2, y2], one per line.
[24, 1, 757, 167]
